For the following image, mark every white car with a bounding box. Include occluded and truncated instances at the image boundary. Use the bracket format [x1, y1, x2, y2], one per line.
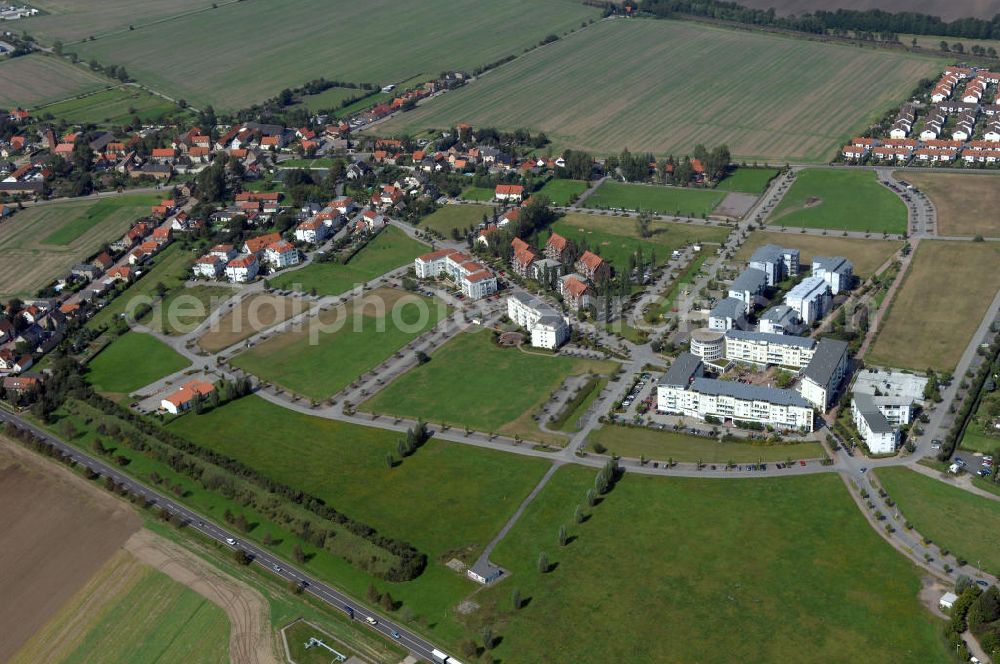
[365, 616, 378, 626]
[225, 538, 237, 546]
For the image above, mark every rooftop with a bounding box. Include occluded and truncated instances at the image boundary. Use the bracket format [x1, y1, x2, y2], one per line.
[750, 244, 798, 264]
[725, 329, 815, 349]
[801, 337, 848, 387]
[730, 268, 767, 293]
[852, 368, 928, 403]
[691, 377, 812, 408]
[710, 297, 746, 320]
[660, 352, 704, 388]
[853, 392, 894, 434]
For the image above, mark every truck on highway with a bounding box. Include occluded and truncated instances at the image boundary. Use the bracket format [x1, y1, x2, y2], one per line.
[431, 649, 464, 664]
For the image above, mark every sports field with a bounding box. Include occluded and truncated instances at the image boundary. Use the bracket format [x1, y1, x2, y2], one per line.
[588, 425, 825, 462]
[362, 330, 618, 442]
[230, 289, 446, 399]
[375, 19, 942, 161]
[896, 171, 1000, 237]
[11, 549, 230, 664]
[868, 241, 1000, 372]
[35, 86, 179, 125]
[768, 169, 908, 233]
[584, 181, 725, 217]
[716, 167, 780, 194]
[0, 194, 164, 300]
[270, 226, 427, 296]
[86, 332, 190, 396]
[477, 467, 948, 663]
[537, 178, 588, 206]
[168, 395, 550, 640]
[65, 0, 598, 109]
[877, 467, 1000, 575]
[0, 54, 109, 108]
[197, 293, 304, 353]
[734, 231, 903, 277]
[421, 204, 495, 236]
[544, 212, 728, 272]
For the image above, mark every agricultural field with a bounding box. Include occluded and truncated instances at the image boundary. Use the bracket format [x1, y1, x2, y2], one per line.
[716, 167, 780, 194]
[0, 194, 165, 300]
[420, 203, 495, 236]
[588, 425, 825, 463]
[474, 467, 949, 663]
[0, 440, 141, 661]
[897, 171, 1000, 237]
[584, 181, 725, 217]
[375, 19, 942, 161]
[86, 243, 196, 331]
[0, 54, 109, 107]
[168, 395, 550, 643]
[868, 241, 1000, 372]
[34, 86, 180, 125]
[64, 0, 598, 109]
[362, 330, 618, 442]
[877, 467, 1000, 575]
[269, 226, 427, 297]
[230, 288, 446, 399]
[768, 169, 908, 234]
[734, 231, 903, 277]
[86, 332, 190, 397]
[544, 212, 729, 272]
[21, 0, 210, 43]
[537, 178, 588, 206]
[196, 293, 304, 353]
[739, 0, 1000, 21]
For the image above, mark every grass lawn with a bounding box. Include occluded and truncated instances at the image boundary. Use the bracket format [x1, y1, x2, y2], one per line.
[279, 158, 336, 169]
[584, 181, 724, 216]
[877, 467, 1000, 575]
[0, 193, 166, 300]
[734, 231, 903, 278]
[868, 241, 1000, 373]
[196, 293, 304, 353]
[420, 204, 494, 236]
[230, 289, 446, 399]
[362, 330, 618, 442]
[961, 416, 1000, 455]
[544, 212, 728, 273]
[270, 226, 427, 297]
[459, 186, 495, 202]
[284, 620, 362, 664]
[34, 86, 180, 125]
[295, 86, 366, 112]
[769, 169, 907, 234]
[716, 167, 779, 194]
[144, 284, 235, 335]
[474, 467, 949, 662]
[897, 171, 1000, 237]
[0, 54, 109, 107]
[12, 548, 229, 664]
[168, 395, 550, 643]
[555, 377, 607, 433]
[537, 178, 588, 206]
[375, 19, 942, 162]
[86, 244, 195, 331]
[86, 331, 190, 396]
[588, 424, 825, 462]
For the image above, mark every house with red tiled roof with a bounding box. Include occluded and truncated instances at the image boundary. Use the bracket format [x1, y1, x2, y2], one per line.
[107, 266, 133, 283]
[151, 148, 177, 162]
[193, 254, 225, 278]
[495, 184, 525, 202]
[295, 218, 330, 244]
[242, 232, 282, 256]
[544, 232, 571, 263]
[264, 240, 300, 268]
[575, 250, 609, 282]
[225, 254, 259, 283]
[560, 274, 591, 310]
[512, 244, 538, 278]
[160, 379, 216, 414]
[53, 142, 75, 155]
[3, 375, 40, 394]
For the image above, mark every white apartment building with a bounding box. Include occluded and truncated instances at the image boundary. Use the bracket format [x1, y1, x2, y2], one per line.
[727, 268, 767, 314]
[758, 305, 801, 335]
[193, 255, 224, 278]
[414, 248, 497, 300]
[294, 218, 330, 244]
[225, 254, 259, 283]
[851, 393, 900, 454]
[798, 338, 849, 410]
[708, 297, 747, 331]
[507, 292, 569, 349]
[265, 240, 301, 268]
[812, 256, 853, 295]
[749, 244, 800, 286]
[723, 330, 816, 368]
[784, 276, 831, 324]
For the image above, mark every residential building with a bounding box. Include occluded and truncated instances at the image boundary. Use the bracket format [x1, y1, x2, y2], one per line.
[495, 184, 524, 202]
[225, 254, 259, 283]
[559, 274, 590, 310]
[851, 393, 899, 454]
[507, 293, 570, 350]
[161, 379, 216, 415]
[812, 256, 853, 295]
[724, 330, 816, 368]
[797, 338, 849, 410]
[243, 232, 282, 256]
[414, 248, 455, 278]
[294, 218, 330, 244]
[757, 305, 802, 335]
[727, 268, 767, 313]
[544, 233, 572, 263]
[264, 240, 300, 268]
[193, 255, 225, 278]
[413, 248, 496, 299]
[511, 237, 537, 278]
[749, 245, 799, 286]
[784, 276, 831, 325]
[530, 257, 562, 283]
[575, 250, 609, 282]
[689, 328, 726, 361]
[708, 297, 748, 331]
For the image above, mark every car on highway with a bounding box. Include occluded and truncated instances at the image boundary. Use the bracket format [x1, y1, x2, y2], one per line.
[391, 630, 401, 639]
[272, 564, 283, 572]
[365, 616, 378, 626]
[225, 538, 237, 546]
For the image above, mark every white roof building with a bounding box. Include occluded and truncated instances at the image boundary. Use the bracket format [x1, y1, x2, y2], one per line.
[507, 292, 569, 350]
[784, 276, 831, 325]
[812, 256, 854, 295]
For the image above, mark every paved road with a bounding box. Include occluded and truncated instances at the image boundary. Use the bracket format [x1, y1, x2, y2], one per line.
[0, 407, 450, 662]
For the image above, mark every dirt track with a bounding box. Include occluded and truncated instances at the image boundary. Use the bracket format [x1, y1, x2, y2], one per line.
[124, 529, 279, 664]
[0, 437, 141, 661]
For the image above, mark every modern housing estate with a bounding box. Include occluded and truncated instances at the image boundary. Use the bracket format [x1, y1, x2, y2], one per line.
[748, 244, 799, 286]
[506, 293, 570, 350]
[414, 248, 498, 299]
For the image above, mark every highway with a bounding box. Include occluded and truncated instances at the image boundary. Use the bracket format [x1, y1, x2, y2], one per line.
[0, 408, 444, 662]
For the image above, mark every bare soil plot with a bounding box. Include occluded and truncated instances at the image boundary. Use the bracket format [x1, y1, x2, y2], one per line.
[376, 19, 943, 162]
[197, 293, 305, 353]
[734, 231, 903, 277]
[868, 240, 1000, 372]
[0, 54, 109, 107]
[0, 437, 140, 662]
[896, 171, 1000, 237]
[737, 0, 1000, 22]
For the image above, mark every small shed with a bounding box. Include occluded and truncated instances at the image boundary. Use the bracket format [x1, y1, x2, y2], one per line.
[466, 560, 503, 585]
[939, 591, 959, 610]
